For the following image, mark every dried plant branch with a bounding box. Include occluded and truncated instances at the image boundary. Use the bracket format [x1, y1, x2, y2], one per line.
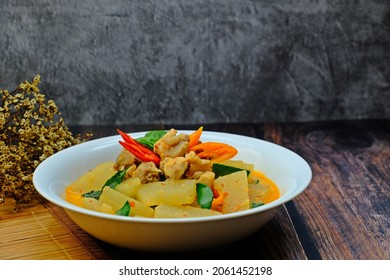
[0, 75, 92, 211]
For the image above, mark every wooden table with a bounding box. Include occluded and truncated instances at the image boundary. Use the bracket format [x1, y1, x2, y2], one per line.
[1, 120, 389, 260]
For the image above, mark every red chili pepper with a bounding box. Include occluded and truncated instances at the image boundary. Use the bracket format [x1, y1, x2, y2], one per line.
[117, 129, 160, 165]
[117, 129, 138, 145]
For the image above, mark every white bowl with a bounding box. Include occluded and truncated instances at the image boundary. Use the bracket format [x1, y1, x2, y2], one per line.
[33, 130, 312, 252]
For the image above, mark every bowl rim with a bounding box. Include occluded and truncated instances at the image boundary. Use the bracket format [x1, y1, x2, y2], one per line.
[33, 130, 312, 224]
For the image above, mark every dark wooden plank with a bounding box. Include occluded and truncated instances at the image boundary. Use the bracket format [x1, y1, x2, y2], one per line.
[285, 201, 322, 260]
[69, 124, 166, 140]
[265, 120, 390, 259]
[70, 123, 261, 140]
[168, 123, 262, 138]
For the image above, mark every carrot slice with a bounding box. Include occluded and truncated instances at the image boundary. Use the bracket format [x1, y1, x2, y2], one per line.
[189, 142, 238, 162]
[188, 126, 203, 149]
[65, 187, 83, 207]
[211, 190, 224, 212]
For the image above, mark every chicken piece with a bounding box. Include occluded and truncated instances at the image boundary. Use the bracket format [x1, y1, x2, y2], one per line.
[113, 149, 136, 171]
[196, 171, 215, 187]
[185, 151, 213, 179]
[133, 162, 161, 184]
[125, 165, 137, 179]
[153, 129, 190, 159]
[160, 156, 189, 180]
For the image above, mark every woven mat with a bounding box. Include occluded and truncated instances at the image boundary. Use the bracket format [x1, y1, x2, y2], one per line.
[40, 198, 218, 260]
[1, 196, 299, 260]
[41, 198, 112, 260]
[0, 197, 112, 260]
[0, 197, 216, 260]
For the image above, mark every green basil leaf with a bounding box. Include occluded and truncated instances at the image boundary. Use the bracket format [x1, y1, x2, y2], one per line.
[196, 183, 213, 209]
[82, 190, 102, 200]
[82, 168, 127, 200]
[136, 130, 167, 150]
[116, 201, 131, 216]
[212, 163, 250, 178]
[104, 168, 127, 189]
[251, 202, 265, 208]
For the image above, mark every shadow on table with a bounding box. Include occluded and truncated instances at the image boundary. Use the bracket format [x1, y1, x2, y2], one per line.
[95, 222, 287, 260]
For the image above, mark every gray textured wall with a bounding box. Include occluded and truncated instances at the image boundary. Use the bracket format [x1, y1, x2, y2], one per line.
[1, 0, 389, 125]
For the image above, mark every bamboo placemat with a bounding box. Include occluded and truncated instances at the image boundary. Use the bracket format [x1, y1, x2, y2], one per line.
[0, 197, 110, 260]
[1, 196, 307, 260]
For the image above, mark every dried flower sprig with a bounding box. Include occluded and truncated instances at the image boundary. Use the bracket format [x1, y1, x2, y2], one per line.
[0, 75, 91, 212]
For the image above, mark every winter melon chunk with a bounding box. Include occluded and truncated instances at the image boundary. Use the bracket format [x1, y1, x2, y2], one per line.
[99, 186, 155, 218]
[115, 177, 141, 198]
[136, 179, 196, 206]
[154, 204, 222, 218]
[67, 162, 116, 193]
[213, 170, 250, 214]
